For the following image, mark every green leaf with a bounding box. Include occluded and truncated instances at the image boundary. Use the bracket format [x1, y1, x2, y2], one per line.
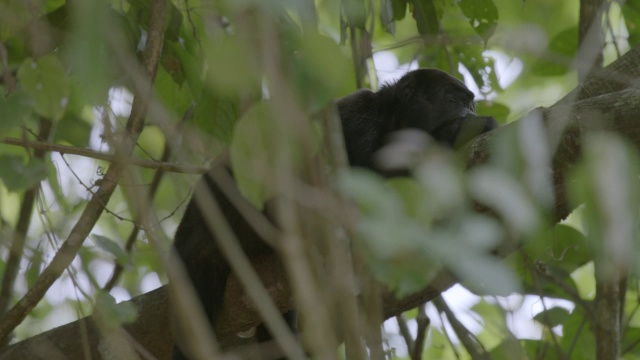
[290, 33, 354, 110]
[154, 66, 193, 119]
[458, 0, 498, 41]
[475, 101, 510, 125]
[193, 93, 238, 143]
[338, 169, 404, 218]
[67, 0, 120, 104]
[380, 0, 395, 34]
[392, 0, 408, 20]
[343, 0, 367, 29]
[490, 338, 526, 360]
[531, 27, 578, 77]
[94, 291, 138, 328]
[526, 224, 590, 274]
[0, 1, 31, 40]
[622, 328, 640, 356]
[623, 0, 640, 46]
[0, 89, 32, 133]
[26, 248, 43, 289]
[53, 114, 91, 147]
[568, 133, 640, 279]
[559, 308, 596, 359]
[17, 55, 70, 121]
[410, 0, 439, 36]
[533, 307, 571, 328]
[0, 155, 47, 192]
[91, 234, 133, 268]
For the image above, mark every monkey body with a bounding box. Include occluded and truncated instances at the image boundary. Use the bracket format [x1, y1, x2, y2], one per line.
[172, 69, 498, 359]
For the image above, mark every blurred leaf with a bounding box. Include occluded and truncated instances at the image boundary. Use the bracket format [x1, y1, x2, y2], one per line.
[422, 329, 450, 359]
[0, 1, 31, 40]
[380, 0, 396, 34]
[472, 299, 508, 347]
[386, 178, 425, 219]
[204, 36, 261, 95]
[343, 0, 367, 29]
[91, 234, 133, 268]
[448, 243, 518, 296]
[532, 27, 578, 76]
[458, 0, 498, 42]
[193, 93, 238, 144]
[0, 89, 31, 133]
[17, 55, 70, 121]
[165, 40, 203, 101]
[231, 102, 312, 208]
[453, 45, 498, 93]
[521, 339, 561, 360]
[67, 0, 121, 104]
[0, 155, 47, 192]
[510, 224, 588, 299]
[560, 308, 596, 360]
[290, 33, 354, 110]
[338, 169, 404, 217]
[623, 0, 640, 46]
[94, 291, 138, 328]
[526, 224, 590, 274]
[533, 306, 570, 328]
[622, 328, 640, 356]
[338, 169, 441, 295]
[490, 338, 526, 359]
[53, 114, 91, 147]
[26, 247, 43, 289]
[475, 101, 510, 125]
[392, 0, 408, 20]
[569, 133, 640, 279]
[468, 167, 542, 235]
[154, 66, 193, 119]
[410, 0, 439, 36]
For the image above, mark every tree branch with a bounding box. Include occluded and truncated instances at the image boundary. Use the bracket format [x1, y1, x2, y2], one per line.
[0, 120, 51, 321]
[0, 0, 167, 344]
[0, 137, 205, 174]
[4, 41, 640, 360]
[5, 85, 640, 359]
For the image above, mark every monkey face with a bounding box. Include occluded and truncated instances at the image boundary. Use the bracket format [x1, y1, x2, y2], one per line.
[394, 69, 497, 148]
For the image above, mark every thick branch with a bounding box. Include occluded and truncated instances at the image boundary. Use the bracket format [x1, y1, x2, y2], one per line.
[0, 137, 205, 174]
[4, 85, 640, 359]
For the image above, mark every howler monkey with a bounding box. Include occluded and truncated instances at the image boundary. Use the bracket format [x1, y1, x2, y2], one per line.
[172, 69, 498, 359]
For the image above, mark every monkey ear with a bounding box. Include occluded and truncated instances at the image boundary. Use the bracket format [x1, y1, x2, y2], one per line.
[396, 76, 416, 101]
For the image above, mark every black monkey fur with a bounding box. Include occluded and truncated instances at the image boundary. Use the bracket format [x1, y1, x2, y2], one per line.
[172, 69, 497, 359]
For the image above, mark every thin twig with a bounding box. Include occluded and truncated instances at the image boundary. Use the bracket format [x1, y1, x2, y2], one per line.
[0, 137, 205, 174]
[413, 304, 430, 360]
[433, 296, 489, 360]
[0, 0, 168, 343]
[0, 119, 51, 322]
[395, 315, 415, 356]
[103, 106, 195, 290]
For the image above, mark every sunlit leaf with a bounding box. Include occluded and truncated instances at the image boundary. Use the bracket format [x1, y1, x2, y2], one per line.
[458, 0, 498, 41]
